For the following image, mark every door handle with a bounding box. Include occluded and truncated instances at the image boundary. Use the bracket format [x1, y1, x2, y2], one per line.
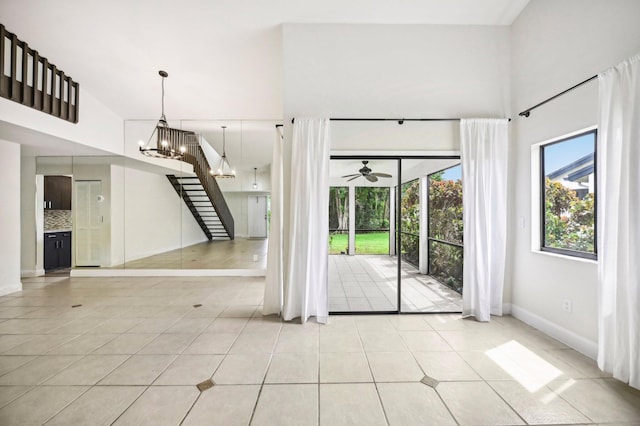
[47, 234, 57, 238]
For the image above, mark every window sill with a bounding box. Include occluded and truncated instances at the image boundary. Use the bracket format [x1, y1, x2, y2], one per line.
[531, 249, 597, 265]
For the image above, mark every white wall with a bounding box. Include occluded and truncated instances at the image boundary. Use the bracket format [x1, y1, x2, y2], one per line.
[0, 87, 124, 155]
[0, 140, 22, 295]
[222, 191, 269, 238]
[123, 167, 207, 262]
[283, 24, 511, 123]
[281, 23, 511, 300]
[509, 0, 640, 355]
[20, 155, 38, 277]
[224, 193, 248, 238]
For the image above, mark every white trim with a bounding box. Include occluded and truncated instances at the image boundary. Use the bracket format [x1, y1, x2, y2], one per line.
[70, 268, 266, 277]
[502, 303, 512, 314]
[0, 283, 22, 296]
[510, 304, 598, 360]
[21, 268, 46, 278]
[531, 125, 598, 254]
[531, 249, 597, 265]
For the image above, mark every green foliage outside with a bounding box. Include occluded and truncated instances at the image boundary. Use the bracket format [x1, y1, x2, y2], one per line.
[401, 180, 420, 266]
[329, 187, 349, 232]
[328, 232, 390, 255]
[544, 178, 595, 253]
[328, 186, 390, 254]
[428, 172, 464, 294]
[355, 187, 389, 230]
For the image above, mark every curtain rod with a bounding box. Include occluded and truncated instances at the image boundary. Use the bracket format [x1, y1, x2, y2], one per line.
[519, 75, 597, 118]
[291, 117, 461, 124]
[290, 117, 510, 124]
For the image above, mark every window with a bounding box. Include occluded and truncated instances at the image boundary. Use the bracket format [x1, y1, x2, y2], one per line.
[540, 130, 596, 259]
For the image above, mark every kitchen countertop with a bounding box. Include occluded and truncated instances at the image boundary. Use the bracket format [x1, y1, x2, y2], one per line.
[45, 229, 72, 233]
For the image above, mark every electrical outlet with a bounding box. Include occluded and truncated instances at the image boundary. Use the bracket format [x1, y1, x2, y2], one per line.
[563, 299, 572, 313]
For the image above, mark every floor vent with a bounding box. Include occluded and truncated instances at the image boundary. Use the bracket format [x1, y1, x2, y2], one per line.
[196, 379, 215, 392]
[420, 375, 439, 388]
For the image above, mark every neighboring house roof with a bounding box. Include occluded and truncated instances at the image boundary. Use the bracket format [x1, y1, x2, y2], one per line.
[547, 153, 594, 182]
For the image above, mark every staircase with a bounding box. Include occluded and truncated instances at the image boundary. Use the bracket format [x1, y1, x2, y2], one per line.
[160, 128, 234, 240]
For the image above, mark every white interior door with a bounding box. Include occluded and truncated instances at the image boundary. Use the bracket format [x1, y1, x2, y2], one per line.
[75, 180, 102, 266]
[248, 195, 268, 238]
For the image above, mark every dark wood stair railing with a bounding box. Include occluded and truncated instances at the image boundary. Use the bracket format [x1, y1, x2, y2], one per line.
[159, 127, 234, 240]
[0, 23, 79, 123]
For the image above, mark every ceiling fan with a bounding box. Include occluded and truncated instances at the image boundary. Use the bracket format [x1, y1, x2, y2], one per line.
[341, 160, 392, 182]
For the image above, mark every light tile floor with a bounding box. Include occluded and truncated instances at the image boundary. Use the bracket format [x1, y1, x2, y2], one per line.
[105, 238, 268, 270]
[0, 276, 639, 425]
[329, 255, 462, 312]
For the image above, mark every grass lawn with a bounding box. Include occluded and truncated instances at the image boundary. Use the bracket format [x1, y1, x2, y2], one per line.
[328, 232, 389, 255]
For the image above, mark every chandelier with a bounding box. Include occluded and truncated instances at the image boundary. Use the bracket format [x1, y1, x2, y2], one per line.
[138, 70, 185, 159]
[211, 126, 235, 178]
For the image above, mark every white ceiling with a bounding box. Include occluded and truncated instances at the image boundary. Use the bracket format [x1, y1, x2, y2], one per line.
[1, 0, 529, 121]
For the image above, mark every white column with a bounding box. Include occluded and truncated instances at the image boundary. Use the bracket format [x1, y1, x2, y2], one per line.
[389, 186, 396, 256]
[0, 139, 22, 295]
[20, 155, 39, 277]
[348, 185, 355, 255]
[419, 175, 429, 274]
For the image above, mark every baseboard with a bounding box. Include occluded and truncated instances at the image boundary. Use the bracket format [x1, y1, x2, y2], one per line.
[21, 268, 45, 278]
[70, 268, 267, 278]
[0, 283, 22, 297]
[510, 304, 598, 360]
[502, 303, 512, 315]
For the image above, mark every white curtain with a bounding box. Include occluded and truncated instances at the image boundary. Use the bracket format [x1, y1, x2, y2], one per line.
[460, 118, 509, 322]
[597, 53, 640, 390]
[263, 125, 284, 316]
[283, 118, 330, 323]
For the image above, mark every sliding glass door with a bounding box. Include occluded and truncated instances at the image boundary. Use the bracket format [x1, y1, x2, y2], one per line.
[328, 158, 399, 313]
[328, 156, 463, 315]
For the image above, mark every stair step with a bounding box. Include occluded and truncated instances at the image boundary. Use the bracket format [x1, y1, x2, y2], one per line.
[167, 174, 232, 241]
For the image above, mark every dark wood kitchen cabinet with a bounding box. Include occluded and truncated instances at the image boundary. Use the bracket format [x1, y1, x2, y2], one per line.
[44, 176, 72, 210]
[44, 232, 72, 271]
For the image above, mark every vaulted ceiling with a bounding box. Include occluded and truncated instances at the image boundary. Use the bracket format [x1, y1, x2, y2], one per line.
[1, 0, 529, 121]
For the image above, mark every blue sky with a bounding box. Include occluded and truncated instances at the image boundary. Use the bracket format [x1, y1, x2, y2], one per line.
[543, 133, 595, 175]
[441, 164, 461, 181]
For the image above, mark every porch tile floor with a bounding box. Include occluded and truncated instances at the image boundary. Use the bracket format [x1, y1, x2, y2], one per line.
[0, 276, 638, 425]
[329, 255, 462, 312]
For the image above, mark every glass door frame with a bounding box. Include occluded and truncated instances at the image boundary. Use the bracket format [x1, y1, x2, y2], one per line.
[329, 154, 461, 315]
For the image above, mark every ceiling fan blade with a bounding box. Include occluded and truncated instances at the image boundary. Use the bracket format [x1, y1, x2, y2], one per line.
[370, 173, 392, 178]
[366, 175, 378, 182]
[347, 175, 361, 182]
[341, 174, 361, 178]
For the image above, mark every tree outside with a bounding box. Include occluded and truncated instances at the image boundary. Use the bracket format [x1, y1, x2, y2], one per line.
[544, 178, 595, 253]
[328, 186, 390, 255]
[428, 170, 464, 294]
[355, 187, 390, 254]
[401, 179, 420, 267]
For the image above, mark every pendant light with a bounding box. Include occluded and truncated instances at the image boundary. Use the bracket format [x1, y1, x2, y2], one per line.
[252, 167, 258, 189]
[211, 126, 235, 178]
[138, 70, 185, 159]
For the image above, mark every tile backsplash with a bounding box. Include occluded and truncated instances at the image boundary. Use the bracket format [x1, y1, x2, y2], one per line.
[44, 209, 72, 232]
